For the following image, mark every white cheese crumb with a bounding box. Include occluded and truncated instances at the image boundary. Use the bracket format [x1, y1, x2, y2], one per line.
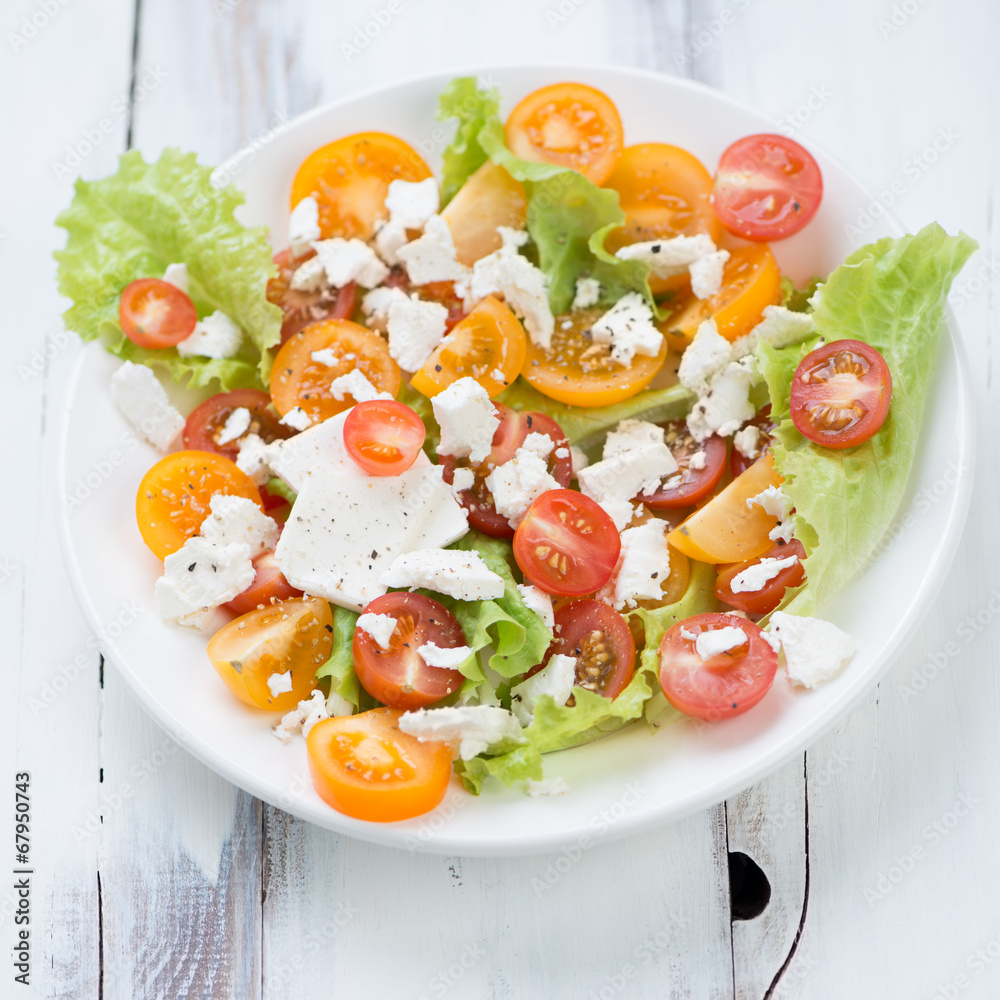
[267, 671, 293, 698]
[678, 319, 733, 395]
[385, 177, 440, 230]
[176, 310, 243, 359]
[279, 406, 313, 431]
[312, 237, 389, 289]
[398, 705, 523, 760]
[489, 367, 507, 384]
[569, 446, 590, 476]
[310, 347, 339, 367]
[356, 612, 398, 650]
[199, 494, 279, 556]
[329, 369, 388, 403]
[373, 219, 408, 266]
[680, 625, 697, 642]
[731, 305, 816, 359]
[769, 520, 797, 544]
[578, 442, 677, 506]
[155, 537, 254, 626]
[289, 196, 321, 257]
[432, 377, 499, 464]
[510, 653, 577, 726]
[361, 285, 409, 323]
[611, 520, 670, 610]
[397, 214, 468, 285]
[688, 450, 707, 471]
[615, 233, 717, 277]
[572, 276, 602, 309]
[216, 406, 252, 446]
[273, 689, 345, 743]
[597, 497, 637, 532]
[289, 255, 328, 293]
[603, 419, 665, 458]
[769, 611, 855, 689]
[109, 361, 185, 451]
[747, 485, 793, 520]
[418, 642, 473, 670]
[554, 447, 570, 460]
[485, 448, 560, 527]
[162, 262, 189, 294]
[730, 555, 799, 594]
[520, 432, 555, 459]
[590, 292, 663, 366]
[386, 294, 449, 372]
[516, 584, 555, 628]
[689, 249, 730, 299]
[235, 432, 273, 486]
[378, 548, 505, 601]
[686, 359, 756, 442]
[526, 776, 570, 797]
[694, 626, 749, 661]
[451, 467, 476, 494]
[732, 425, 762, 461]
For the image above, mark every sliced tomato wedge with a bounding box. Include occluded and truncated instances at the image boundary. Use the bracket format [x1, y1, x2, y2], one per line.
[307, 708, 452, 822]
[543, 599, 635, 700]
[715, 539, 806, 616]
[658, 613, 778, 722]
[640, 423, 727, 510]
[267, 248, 358, 345]
[224, 551, 303, 615]
[789, 339, 892, 449]
[713, 133, 823, 242]
[183, 388, 294, 461]
[352, 593, 467, 710]
[513, 489, 620, 596]
[343, 400, 426, 476]
[119, 278, 198, 349]
[440, 405, 572, 538]
[730, 406, 775, 478]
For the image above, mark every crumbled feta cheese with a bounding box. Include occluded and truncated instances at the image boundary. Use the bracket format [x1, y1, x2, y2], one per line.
[386, 294, 449, 371]
[310, 347, 339, 367]
[267, 671, 293, 698]
[289, 255, 328, 293]
[680, 625, 698, 642]
[216, 406, 252, 446]
[418, 642, 473, 670]
[485, 447, 560, 527]
[490, 367, 507, 384]
[572, 276, 602, 309]
[361, 285, 409, 323]
[109, 361, 185, 451]
[597, 497, 637, 532]
[497, 226, 530, 251]
[569, 446, 590, 476]
[275, 465, 468, 610]
[378, 548, 504, 602]
[769, 520, 797, 544]
[603, 419, 665, 458]
[399, 705, 523, 760]
[273, 689, 340, 743]
[730, 554, 799, 594]
[385, 177, 440, 229]
[526, 776, 570, 797]
[687, 359, 756, 442]
[176, 310, 243, 359]
[155, 537, 254, 625]
[289, 196, 321, 257]
[678, 319, 733, 395]
[199, 494, 279, 556]
[769, 611, 855, 689]
[689, 249, 730, 299]
[469, 241, 554, 349]
[312, 237, 389, 289]
[731, 305, 816, 358]
[747, 485, 793, 520]
[590, 292, 663, 366]
[397, 214, 468, 285]
[162, 262, 189, 293]
[329, 369, 388, 403]
[611, 520, 670, 610]
[732, 425, 762, 461]
[235, 433, 273, 486]
[279, 406, 312, 432]
[451, 466, 476, 494]
[432, 377, 499, 464]
[521, 432, 555, 459]
[577, 442, 677, 505]
[554, 446, 570, 460]
[694, 626, 749, 661]
[510, 653, 576, 726]
[373, 219, 408, 266]
[356, 612, 398, 650]
[688, 450, 707, 471]
[615, 234, 717, 277]
[516, 584, 555, 628]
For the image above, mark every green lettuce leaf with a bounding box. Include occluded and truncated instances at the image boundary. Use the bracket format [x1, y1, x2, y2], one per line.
[314, 607, 362, 710]
[436, 77, 501, 205]
[54, 147, 282, 389]
[780, 275, 822, 313]
[757, 224, 976, 616]
[265, 477, 297, 505]
[454, 744, 543, 795]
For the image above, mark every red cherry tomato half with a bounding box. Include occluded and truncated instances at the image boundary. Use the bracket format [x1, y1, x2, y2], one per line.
[267, 248, 358, 345]
[225, 551, 303, 615]
[440, 404, 572, 538]
[658, 612, 778, 722]
[119, 278, 198, 349]
[789, 339, 891, 449]
[343, 400, 426, 476]
[183, 388, 294, 461]
[730, 406, 775, 479]
[513, 489, 620, 597]
[352, 593, 467, 710]
[714, 539, 806, 616]
[713, 134, 823, 242]
[640, 422, 727, 510]
[545, 599, 635, 700]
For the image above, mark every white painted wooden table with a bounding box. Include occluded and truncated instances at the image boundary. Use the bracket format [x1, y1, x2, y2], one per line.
[4, 1, 997, 997]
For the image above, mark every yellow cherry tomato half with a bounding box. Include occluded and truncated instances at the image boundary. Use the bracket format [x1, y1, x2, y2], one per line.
[206, 596, 334, 711]
[410, 295, 526, 398]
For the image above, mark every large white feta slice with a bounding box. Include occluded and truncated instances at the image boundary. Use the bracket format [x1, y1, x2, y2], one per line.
[469, 244, 554, 349]
[386, 294, 449, 372]
[516, 584, 555, 628]
[109, 361, 185, 451]
[275, 465, 469, 611]
[312, 237, 389, 289]
[418, 642, 474, 670]
[385, 177, 440, 230]
[378, 548, 504, 602]
[731, 305, 816, 358]
[729, 554, 799, 594]
[198, 494, 279, 556]
[176, 310, 243, 359]
[397, 214, 467, 285]
[572, 276, 602, 309]
[678, 319, 733, 395]
[614, 233, 717, 278]
[510, 653, 577, 726]
[484, 447, 560, 527]
[611, 520, 670, 610]
[686, 359, 756, 442]
[769, 612, 855, 689]
[432, 377, 499, 464]
[289, 195, 321, 257]
[689, 249, 730, 299]
[155, 537, 254, 626]
[356, 612, 398, 650]
[590, 292, 663, 366]
[162, 262, 189, 294]
[694, 625, 749, 661]
[398, 705, 523, 760]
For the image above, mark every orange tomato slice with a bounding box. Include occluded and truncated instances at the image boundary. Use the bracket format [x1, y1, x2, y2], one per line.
[658, 243, 783, 351]
[505, 82, 624, 185]
[136, 450, 264, 560]
[440, 160, 527, 266]
[410, 295, 526, 398]
[206, 597, 334, 711]
[519, 307, 668, 407]
[307, 708, 453, 822]
[667, 455, 783, 564]
[290, 132, 432, 241]
[269, 319, 401, 422]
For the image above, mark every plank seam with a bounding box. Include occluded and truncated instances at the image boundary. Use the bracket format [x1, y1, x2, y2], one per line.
[125, 0, 144, 150]
[97, 870, 104, 1000]
[724, 800, 737, 1000]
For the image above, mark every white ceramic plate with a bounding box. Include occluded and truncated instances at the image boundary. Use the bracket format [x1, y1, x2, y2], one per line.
[58, 65, 973, 856]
